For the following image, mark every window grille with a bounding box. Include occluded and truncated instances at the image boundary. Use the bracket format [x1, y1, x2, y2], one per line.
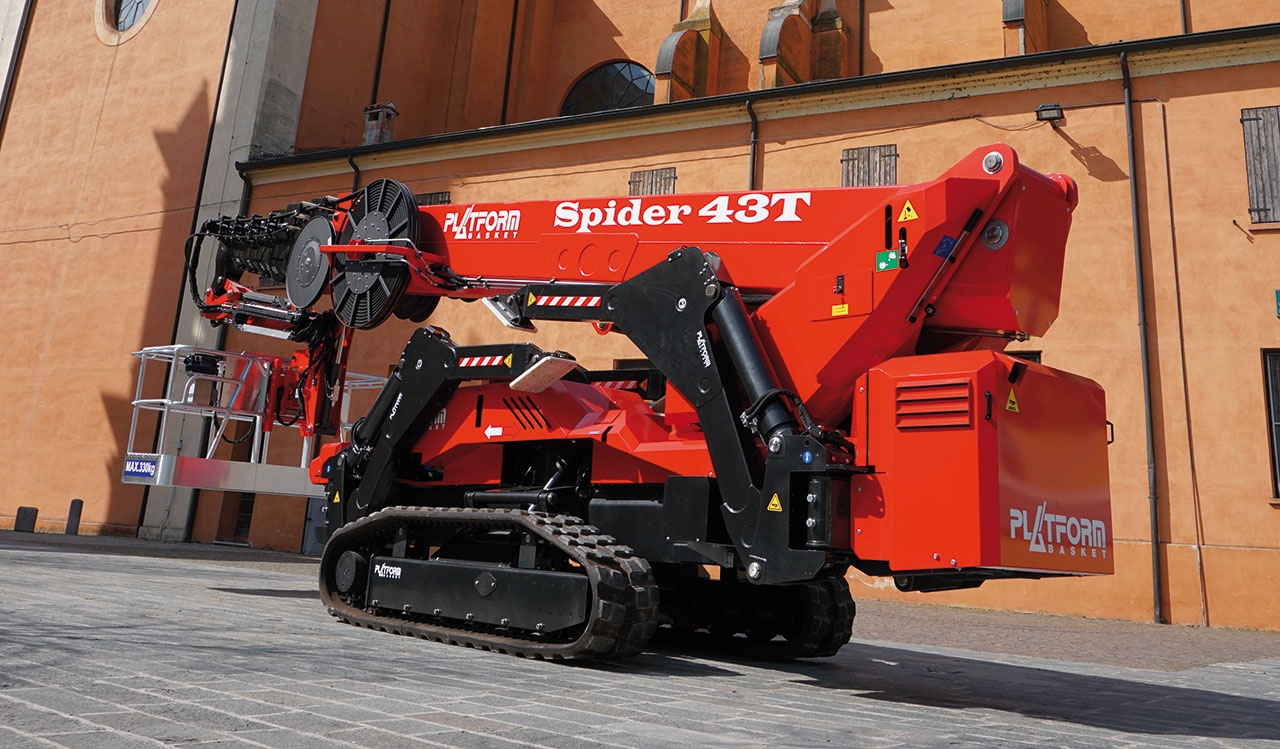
[841, 144, 898, 187]
[561, 62, 655, 117]
[629, 167, 677, 196]
[1242, 107, 1280, 224]
[1264, 351, 1280, 496]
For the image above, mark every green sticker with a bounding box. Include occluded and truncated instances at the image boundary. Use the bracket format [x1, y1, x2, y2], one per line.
[875, 249, 900, 272]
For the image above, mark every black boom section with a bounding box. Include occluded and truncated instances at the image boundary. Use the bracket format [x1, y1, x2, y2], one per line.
[603, 249, 825, 584]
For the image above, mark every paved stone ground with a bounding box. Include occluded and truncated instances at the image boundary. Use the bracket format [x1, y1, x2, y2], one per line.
[1, 531, 1278, 748]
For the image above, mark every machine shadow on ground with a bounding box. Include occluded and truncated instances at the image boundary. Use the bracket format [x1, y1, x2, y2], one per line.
[766, 642, 1280, 741]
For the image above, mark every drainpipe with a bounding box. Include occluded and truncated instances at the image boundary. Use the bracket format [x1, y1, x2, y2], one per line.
[0, 0, 36, 147]
[1121, 51, 1163, 624]
[236, 166, 253, 216]
[745, 98, 759, 190]
[1180, 0, 1189, 34]
[348, 153, 361, 192]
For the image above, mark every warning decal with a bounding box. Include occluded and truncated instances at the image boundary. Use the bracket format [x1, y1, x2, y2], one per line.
[503, 354, 513, 368]
[766, 494, 784, 512]
[898, 200, 919, 222]
[1006, 390, 1020, 413]
[831, 303, 850, 317]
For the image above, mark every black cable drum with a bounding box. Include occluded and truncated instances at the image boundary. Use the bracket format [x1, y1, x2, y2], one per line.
[330, 179, 419, 329]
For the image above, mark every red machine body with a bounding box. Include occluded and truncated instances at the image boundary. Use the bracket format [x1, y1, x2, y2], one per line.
[179, 144, 1111, 659]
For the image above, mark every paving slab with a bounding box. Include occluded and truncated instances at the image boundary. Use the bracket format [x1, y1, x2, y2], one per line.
[2, 530, 1279, 748]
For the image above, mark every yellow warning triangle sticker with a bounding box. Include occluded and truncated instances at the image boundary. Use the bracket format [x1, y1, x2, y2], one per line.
[1006, 390, 1020, 413]
[527, 292, 537, 306]
[332, 492, 341, 504]
[503, 353, 513, 368]
[766, 494, 783, 512]
[898, 200, 920, 222]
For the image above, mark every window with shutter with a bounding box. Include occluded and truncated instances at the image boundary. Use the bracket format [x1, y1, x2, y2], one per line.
[1265, 350, 1280, 496]
[841, 144, 898, 187]
[1242, 107, 1280, 224]
[416, 191, 451, 206]
[629, 167, 677, 196]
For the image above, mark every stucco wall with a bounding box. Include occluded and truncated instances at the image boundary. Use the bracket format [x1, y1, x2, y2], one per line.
[0, 0, 235, 535]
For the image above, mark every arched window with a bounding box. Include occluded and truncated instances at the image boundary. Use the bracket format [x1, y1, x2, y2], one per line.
[560, 61, 655, 117]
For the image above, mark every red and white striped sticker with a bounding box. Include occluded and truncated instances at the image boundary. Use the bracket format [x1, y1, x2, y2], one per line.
[458, 355, 507, 367]
[532, 295, 602, 308]
[595, 380, 640, 390]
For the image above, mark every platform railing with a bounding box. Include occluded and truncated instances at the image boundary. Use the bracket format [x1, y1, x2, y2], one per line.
[123, 345, 385, 497]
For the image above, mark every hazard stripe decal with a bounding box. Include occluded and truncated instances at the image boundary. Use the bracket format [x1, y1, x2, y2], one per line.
[596, 380, 640, 390]
[532, 296, 602, 308]
[458, 355, 507, 367]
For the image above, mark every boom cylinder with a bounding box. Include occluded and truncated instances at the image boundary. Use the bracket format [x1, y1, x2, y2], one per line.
[353, 367, 402, 448]
[711, 292, 795, 439]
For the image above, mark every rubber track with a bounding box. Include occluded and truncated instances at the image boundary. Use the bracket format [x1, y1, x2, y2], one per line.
[656, 574, 855, 659]
[319, 507, 659, 660]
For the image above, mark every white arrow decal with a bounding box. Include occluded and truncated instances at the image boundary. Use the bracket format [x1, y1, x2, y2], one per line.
[484, 425, 503, 439]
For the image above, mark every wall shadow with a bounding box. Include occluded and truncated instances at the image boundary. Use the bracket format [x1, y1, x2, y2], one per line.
[99, 85, 215, 535]
[860, 0, 892, 74]
[1055, 125, 1129, 181]
[1047, 0, 1092, 49]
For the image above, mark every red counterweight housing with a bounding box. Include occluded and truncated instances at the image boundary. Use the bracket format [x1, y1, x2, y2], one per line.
[851, 351, 1112, 581]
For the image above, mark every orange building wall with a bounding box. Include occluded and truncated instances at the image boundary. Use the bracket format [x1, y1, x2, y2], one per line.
[1188, 2, 1280, 33]
[1048, 0, 1182, 48]
[0, 0, 235, 535]
[863, 0, 1005, 74]
[293, 0, 384, 150]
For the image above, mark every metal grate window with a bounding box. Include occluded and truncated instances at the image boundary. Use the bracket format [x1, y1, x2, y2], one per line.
[416, 191, 451, 206]
[1266, 351, 1280, 496]
[1242, 107, 1280, 224]
[562, 62, 655, 117]
[841, 144, 898, 187]
[629, 167, 677, 196]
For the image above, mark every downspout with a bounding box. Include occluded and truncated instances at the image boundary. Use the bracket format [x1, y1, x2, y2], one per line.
[236, 166, 253, 216]
[0, 0, 36, 146]
[745, 98, 758, 190]
[348, 153, 361, 192]
[499, 0, 519, 125]
[1180, 0, 1190, 34]
[370, 0, 391, 104]
[1121, 51, 1163, 624]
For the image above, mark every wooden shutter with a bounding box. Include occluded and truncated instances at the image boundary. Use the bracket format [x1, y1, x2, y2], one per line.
[416, 191, 451, 206]
[1242, 107, 1280, 224]
[628, 167, 677, 196]
[841, 144, 898, 187]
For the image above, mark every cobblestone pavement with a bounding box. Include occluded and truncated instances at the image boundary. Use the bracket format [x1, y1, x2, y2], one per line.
[1, 531, 1278, 748]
